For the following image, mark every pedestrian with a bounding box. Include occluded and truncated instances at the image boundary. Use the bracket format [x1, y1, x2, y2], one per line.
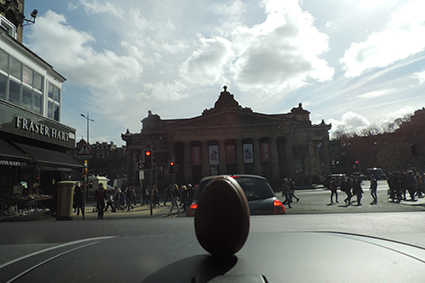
[104, 187, 115, 212]
[74, 182, 84, 216]
[180, 185, 189, 211]
[152, 185, 160, 208]
[352, 178, 363, 205]
[163, 184, 172, 206]
[288, 178, 300, 202]
[126, 186, 134, 210]
[282, 179, 292, 208]
[329, 178, 338, 204]
[187, 184, 195, 204]
[170, 184, 181, 213]
[406, 171, 415, 200]
[113, 186, 123, 211]
[94, 183, 106, 219]
[341, 177, 352, 204]
[370, 174, 378, 204]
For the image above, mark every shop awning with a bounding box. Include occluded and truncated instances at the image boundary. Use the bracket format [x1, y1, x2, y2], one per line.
[0, 139, 31, 166]
[14, 143, 83, 169]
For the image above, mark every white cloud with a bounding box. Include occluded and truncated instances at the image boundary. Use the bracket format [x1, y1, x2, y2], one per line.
[340, 0, 425, 78]
[179, 37, 232, 85]
[230, 0, 334, 95]
[328, 112, 370, 137]
[414, 70, 425, 84]
[381, 106, 414, 124]
[27, 10, 142, 89]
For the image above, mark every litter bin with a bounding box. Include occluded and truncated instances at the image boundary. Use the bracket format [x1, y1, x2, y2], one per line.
[56, 181, 76, 220]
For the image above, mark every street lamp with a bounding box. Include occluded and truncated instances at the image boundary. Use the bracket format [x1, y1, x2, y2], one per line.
[80, 112, 94, 220]
[80, 113, 95, 144]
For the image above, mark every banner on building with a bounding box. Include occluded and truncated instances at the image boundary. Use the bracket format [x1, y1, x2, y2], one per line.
[226, 144, 236, 164]
[243, 144, 253, 163]
[209, 145, 219, 165]
[191, 146, 201, 165]
[261, 142, 271, 162]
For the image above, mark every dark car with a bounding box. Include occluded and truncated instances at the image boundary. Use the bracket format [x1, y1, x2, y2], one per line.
[187, 175, 285, 217]
[323, 174, 348, 188]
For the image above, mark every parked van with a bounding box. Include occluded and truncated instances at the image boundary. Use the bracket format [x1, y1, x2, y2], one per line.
[366, 168, 387, 180]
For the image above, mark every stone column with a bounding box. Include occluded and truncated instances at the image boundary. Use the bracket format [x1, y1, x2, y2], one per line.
[322, 136, 331, 175]
[253, 138, 262, 175]
[236, 139, 244, 174]
[308, 140, 316, 176]
[201, 140, 209, 176]
[270, 137, 280, 180]
[183, 141, 192, 183]
[218, 140, 227, 174]
[285, 137, 295, 177]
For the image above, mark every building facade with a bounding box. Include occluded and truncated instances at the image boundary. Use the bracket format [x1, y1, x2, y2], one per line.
[122, 87, 331, 189]
[0, 1, 81, 198]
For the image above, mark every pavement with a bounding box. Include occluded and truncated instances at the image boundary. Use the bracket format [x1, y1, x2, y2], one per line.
[0, 201, 188, 222]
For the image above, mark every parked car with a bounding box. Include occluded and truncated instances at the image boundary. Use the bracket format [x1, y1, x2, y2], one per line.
[351, 172, 367, 180]
[367, 168, 387, 180]
[187, 175, 285, 217]
[323, 174, 348, 188]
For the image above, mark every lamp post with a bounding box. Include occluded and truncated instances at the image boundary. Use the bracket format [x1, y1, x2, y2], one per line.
[80, 112, 94, 220]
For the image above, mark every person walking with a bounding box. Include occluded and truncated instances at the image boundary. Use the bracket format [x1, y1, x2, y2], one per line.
[94, 183, 106, 219]
[126, 186, 134, 211]
[170, 184, 181, 213]
[282, 179, 292, 208]
[104, 187, 116, 212]
[329, 178, 338, 204]
[163, 184, 172, 206]
[341, 177, 352, 204]
[370, 174, 378, 204]
[288, 178, 300, 203]
[74, 182, 84, 216]
[352, 178, 363, 205]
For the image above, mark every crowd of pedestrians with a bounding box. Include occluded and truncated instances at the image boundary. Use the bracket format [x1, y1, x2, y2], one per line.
[387, 171, 424, 202]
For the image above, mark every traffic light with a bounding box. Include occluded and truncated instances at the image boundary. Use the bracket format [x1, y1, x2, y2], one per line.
[355, 160, 359, 168]
[169, 160, 175, 174]
[144, 149, 152, 169]
[82, 168, 88, 177]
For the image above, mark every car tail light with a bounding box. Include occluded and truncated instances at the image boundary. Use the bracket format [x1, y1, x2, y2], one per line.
[187, 203, 198, 217]
[273, 199, 286, 215]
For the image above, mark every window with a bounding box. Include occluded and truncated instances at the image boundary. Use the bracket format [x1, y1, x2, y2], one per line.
[0, 15, 16, 39]
[22, 86, 33, 111]
[0, 49, 8, 74]
[0, 74, 7, 100]
[23, 65, 33, 86]
[48, 101, 54, 119]
[10, 57, 22, 81]
[54, 104, 60, 121]
[34, 72, 43, 91]
[48, 83, 60, 102]
[33, 93, 42, 114]
[9, 80, 20, 105]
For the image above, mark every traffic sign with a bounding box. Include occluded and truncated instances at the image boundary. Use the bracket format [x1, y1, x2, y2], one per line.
[137, 162, 144, 171]
[76, 140, 93, 159]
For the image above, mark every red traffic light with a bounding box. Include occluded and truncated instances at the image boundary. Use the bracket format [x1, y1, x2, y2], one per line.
[145, 150, 151, 156]
[356, 161, 358, 164]
[170, 161, 174, 166]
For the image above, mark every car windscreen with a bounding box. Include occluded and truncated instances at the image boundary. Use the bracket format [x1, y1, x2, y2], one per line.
[194, 177, 274, 202]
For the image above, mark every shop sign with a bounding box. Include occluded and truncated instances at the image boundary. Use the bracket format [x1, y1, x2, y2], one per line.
[0, 160, 24, 166]
[15, 116, 69, 142]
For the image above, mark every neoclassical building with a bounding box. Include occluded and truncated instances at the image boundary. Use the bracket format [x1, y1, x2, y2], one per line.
[122, 87, 331, 188]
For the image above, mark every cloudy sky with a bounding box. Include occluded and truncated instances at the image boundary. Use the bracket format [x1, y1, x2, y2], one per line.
[23, 0, 425, 146]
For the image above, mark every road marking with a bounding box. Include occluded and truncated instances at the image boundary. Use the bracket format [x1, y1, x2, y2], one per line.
[5, 241, 101, 283]
[0, 236, 116, 270]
